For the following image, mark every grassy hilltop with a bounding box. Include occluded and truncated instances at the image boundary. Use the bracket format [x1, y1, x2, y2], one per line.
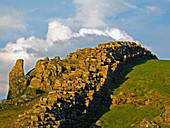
[92, 60, 170, 128]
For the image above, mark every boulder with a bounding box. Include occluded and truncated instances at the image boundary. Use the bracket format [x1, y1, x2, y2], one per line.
[25, 85, 37, 98]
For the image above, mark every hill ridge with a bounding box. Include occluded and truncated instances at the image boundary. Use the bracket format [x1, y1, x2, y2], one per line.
[2, 41, 157, 127]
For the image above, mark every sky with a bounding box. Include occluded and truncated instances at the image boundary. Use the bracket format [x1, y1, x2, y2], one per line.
[0, 0, 170, 100]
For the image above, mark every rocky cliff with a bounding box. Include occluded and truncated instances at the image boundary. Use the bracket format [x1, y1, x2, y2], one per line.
[7, 41, 157, 127]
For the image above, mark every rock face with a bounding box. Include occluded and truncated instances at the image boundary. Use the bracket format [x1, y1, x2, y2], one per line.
[8, 59, 30, 99]
[7, 41, 157, 127]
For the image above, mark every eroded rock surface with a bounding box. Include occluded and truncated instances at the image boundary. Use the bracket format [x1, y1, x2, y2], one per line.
[8, 59, 31, 99]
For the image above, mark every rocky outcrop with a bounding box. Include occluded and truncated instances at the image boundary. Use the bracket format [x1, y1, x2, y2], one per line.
[7, 41, 157, 127]
[8, 59, 31, 99]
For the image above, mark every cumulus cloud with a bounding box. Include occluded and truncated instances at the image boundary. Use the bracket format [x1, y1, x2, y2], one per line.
[0, 20, 135, 58]
[46, 21, 72, 45]
[106, 28, 134, 41]
[72, 28, 134, 41]
[76, 28, 107, 37]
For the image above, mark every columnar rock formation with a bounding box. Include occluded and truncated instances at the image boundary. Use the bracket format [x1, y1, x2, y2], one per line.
[8, 59, 31, 99]
[8, 41, 157, 127]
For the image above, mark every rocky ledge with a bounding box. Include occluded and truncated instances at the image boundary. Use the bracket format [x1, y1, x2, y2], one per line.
[5, 41, 157, 127]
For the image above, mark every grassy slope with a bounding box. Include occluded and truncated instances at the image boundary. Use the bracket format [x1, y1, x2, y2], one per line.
[99, 60, 170, 128]
[0, 60, 169, 128]
[0, 105, 32, 128]
[0, 95, 44, 128]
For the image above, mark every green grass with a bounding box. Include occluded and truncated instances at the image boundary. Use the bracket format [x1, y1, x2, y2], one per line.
[0, 104, 32, 128]
[99, 60, 170, 128]
[0, 95, 44, 128]
[101, 104, 163, 128]
[115, 60, 170, 96]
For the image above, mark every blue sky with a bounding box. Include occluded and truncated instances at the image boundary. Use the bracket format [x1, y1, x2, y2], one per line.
[0, 0, 170, 99]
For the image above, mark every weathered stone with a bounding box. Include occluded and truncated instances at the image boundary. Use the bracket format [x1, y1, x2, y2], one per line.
[43, 70, 51, 78]
[31, 115, 39, 122]
[43, 57, 49, 61]
[53, 56, 60, 61]
[57, 64, 63, 74]
[8, 59, 28, 99]
[139, 118, 160, 128]
[9, 59, 24, 77]
[95, 120, 103, 127]
[44, 78, 51, 88]
[25, 85, 37, 97]
[35, 60, 46, 74]
[30, 77, 42, 87]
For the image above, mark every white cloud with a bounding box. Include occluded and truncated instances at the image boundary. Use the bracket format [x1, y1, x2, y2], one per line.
[73, 0, 136, 28]
[106, 28, 134, 41]
[53, 0, 136, 29]
[47, 0, 137, 34]
[146, 6, 165, 15]
[76, 28, 106, 37]
[46, 21, 72, 45]
[0, 21, 135, 58]
[46, 21, 134, 46]
[73, 27, 134, 41]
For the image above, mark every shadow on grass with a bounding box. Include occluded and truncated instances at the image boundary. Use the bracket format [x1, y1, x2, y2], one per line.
[88, 59, 149, 127]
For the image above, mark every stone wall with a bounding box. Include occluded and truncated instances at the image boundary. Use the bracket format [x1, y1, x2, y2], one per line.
[8, 41, 157, 127]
